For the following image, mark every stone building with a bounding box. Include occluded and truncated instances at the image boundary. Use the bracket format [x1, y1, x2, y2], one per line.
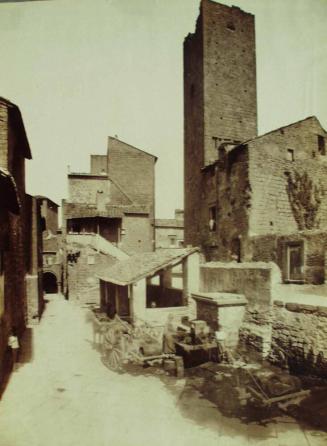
[37, 196, 64, 294]
[154, 209, 184, 249]
[62, 136, 157, 303]
[184, 0, 327, 284]
[24, 194, 44, 325]
[0, 97, 34, 392]
[99, 248, 200, 328]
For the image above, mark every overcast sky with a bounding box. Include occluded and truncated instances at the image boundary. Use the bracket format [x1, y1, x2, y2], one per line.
[0, 0, 326, 218]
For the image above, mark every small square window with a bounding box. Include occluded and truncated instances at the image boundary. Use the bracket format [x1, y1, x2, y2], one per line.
[287, 149, 294, 161]
[168, 235, 176, 247]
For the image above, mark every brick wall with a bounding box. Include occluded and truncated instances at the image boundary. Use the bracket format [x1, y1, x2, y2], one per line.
[184, 8, 204, 248]
[121, 214, 154, 254]
[68, 176, 109, 204]
[107, 137, 155, 216]
[202, 0, 257, 165]
[90, 155, 107, 175]
[0, 99, 32, 392]
[155, 226, 184, 249]
[0, 103, 8, 169]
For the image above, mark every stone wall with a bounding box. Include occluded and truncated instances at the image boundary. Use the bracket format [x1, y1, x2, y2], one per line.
[203, 146, 252, 261]
[272, 300, 327, 378]
[155, 225, 184, 249]
[250, 230, 327, 284]
[67, 244, 117, 305]
[200, 262, 280, 356]
[249, 117, 327, 236]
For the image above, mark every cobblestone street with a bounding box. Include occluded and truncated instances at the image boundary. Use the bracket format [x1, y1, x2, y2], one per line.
[0, 295, 326, 446]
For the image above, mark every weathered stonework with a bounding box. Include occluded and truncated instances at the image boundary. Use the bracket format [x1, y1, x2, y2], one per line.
[184, 0, 257, 248]
[271, 301, 327, 378]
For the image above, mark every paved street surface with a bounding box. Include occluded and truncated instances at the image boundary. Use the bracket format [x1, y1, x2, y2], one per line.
[0, 295, 326, 446]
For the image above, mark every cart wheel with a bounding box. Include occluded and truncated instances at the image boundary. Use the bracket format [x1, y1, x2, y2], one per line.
[105, 347, 123, 371]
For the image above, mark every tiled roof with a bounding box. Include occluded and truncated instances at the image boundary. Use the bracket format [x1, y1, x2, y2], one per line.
[64, 203, 149, 219]
[98, 247, 198, 285]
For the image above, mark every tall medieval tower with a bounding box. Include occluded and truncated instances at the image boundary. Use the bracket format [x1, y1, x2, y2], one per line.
[184, 0, 257, 246]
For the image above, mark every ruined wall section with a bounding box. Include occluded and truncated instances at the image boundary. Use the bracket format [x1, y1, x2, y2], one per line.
[202, 0, 257, 165]
[249, 118, 327, 236]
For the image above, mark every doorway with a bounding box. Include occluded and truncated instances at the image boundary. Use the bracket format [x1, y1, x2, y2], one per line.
[43, 272, 58, 294]
[287, 243, 304, 282]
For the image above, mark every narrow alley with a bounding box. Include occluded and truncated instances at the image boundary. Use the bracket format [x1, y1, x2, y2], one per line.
[0, 295, 325, 446]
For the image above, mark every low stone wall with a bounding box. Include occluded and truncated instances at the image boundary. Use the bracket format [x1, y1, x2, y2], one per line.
[200, 262, 281, 356]
[272, 300, 327, 378]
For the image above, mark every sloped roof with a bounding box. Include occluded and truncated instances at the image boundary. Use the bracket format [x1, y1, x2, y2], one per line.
[35, 195, 59, 208]
[108, 136, 158, 161]
[0, 168, 20, 214]
[98, 247, 198, 286]
[243, 116, 327, 146]
[0, 97, 32, 160]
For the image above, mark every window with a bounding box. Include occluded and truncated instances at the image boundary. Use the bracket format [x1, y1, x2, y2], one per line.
[209, 206, 217, 231]
[318, 135, 326, 155]
[227, 21, 235, 31]
[168, 235, 177, 247]
[287, 149, 294, 161]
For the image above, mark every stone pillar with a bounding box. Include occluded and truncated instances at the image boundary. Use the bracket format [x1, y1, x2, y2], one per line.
[192, 292, 247, 350]
[131, 279, 146, 322]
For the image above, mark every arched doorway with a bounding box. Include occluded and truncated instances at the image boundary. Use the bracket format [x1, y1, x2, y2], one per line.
[43, 272, 58, 294]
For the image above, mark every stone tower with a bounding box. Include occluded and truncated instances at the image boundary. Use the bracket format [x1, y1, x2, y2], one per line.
[184, 0, 257, 246]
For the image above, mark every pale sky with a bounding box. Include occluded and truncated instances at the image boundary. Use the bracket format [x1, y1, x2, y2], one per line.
[0, 0, 326, 218]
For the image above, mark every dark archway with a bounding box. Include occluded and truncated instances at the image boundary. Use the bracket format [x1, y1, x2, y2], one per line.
[43, 272, 58, 294]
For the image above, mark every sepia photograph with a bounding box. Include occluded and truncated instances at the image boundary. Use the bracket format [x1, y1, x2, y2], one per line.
[0, 0, 327, 444]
